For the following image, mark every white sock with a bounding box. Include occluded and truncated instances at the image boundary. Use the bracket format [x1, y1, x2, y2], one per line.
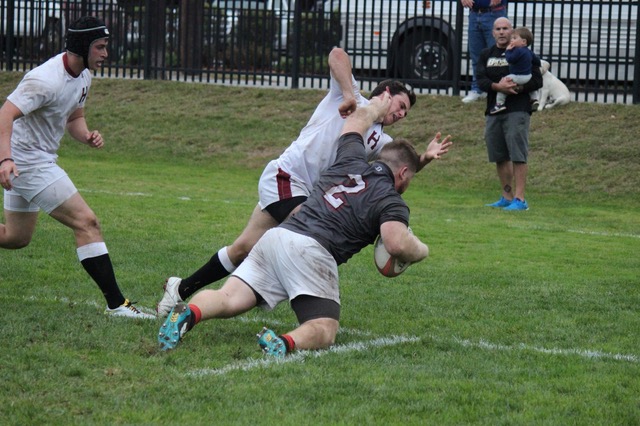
[218, 246, 236, 273]
[77, 242, 108, 261]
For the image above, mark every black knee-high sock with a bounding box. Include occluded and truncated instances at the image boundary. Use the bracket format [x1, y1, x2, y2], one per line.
[180, 253, 231, 299]
[81, 254, 125, 309]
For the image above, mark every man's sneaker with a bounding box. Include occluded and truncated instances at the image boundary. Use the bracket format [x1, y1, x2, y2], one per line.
[257, 327, 286, 358]
[490, 104, 507, 115]
[462, 91, 487, 103]
[158, 302, 192, 351]
[531, 99, 540, 111]
[105, 299, 156, 319]
[485, 196, 512, 208]
[503, 198, 529, 211]
[156, 277, 183, 318]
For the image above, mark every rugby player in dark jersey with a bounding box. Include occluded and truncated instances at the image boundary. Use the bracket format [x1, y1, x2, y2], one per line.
[158, 93, 430, 356]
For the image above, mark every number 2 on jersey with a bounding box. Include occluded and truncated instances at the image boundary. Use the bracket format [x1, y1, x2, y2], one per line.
[323, 174, 366, 209]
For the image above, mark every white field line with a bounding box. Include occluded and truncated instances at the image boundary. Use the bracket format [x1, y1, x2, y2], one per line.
[452, 337, 639, 363]
[188, 333, 639, 378]
[78, 188, 243, 204]
[566, 229, 640, 239]
[507, 224, 640, 239]
[187, 335, 421, 377]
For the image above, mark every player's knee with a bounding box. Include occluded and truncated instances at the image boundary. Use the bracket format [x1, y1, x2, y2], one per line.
[313, 319, 339, 348]
[77, 213, 102, 235]
[0, 233, 32, 249]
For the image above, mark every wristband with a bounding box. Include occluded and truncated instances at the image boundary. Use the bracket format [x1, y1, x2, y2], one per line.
[0, 158, 14, 167]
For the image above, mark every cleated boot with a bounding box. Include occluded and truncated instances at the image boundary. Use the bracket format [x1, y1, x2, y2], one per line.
[158, 302, 192, 351]
[257, 327, 286, 358]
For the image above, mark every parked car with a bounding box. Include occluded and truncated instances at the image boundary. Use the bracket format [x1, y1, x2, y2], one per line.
[321, 0, 638, 86]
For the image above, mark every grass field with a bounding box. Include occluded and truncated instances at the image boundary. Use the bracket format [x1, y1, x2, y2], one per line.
[0, 72, 639, 425]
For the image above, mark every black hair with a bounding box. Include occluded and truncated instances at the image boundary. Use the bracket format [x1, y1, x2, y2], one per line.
[369, 80, 417, 107]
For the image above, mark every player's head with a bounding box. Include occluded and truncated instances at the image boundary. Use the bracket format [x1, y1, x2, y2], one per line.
[65, 16, 110, 69]
[378, 138, 420, 194]
[370, 80, 416, 126]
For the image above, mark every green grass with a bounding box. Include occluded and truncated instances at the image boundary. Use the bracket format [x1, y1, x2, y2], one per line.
[0, 72, 639, 425]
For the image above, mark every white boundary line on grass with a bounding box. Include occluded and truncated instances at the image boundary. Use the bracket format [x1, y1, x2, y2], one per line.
[188, 333, 639, 378]
[187, 335, 421, 377]
[452, 337, 639, 363]
[507, 224, 640, 239]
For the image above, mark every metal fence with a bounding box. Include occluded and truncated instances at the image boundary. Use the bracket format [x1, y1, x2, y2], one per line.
[2, 0, 639, 104]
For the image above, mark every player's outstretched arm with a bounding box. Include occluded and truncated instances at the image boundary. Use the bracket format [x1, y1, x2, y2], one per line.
[417, 132, 453, 171]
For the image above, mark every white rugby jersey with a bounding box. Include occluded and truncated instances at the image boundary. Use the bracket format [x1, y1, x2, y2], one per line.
[275, 74, 392, 192]
[7, 53, 91, 166]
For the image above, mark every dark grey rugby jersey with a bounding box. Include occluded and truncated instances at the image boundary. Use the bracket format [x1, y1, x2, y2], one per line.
[280, 132, 410, 265]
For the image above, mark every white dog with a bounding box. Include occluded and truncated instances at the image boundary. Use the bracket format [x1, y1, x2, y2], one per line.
[537, 60, 571, 111]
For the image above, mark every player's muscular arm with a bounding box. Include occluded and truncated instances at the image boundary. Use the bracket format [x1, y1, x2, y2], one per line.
[380, 221, 429, 263]
[66, 108, 90, 141]
[0, 101, 21, 160]
[67, 108, 104, 148]
[329, 47, 357, 118]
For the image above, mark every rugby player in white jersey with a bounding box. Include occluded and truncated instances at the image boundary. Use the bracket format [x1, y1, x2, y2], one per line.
[157, 47, 452, 317]
[0, 17, 154, 319]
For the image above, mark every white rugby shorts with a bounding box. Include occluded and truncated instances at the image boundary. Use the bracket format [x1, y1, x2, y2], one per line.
[258, 160, 311, 210]
[3, 162, 77, 213]
[233, 227, 340, 310]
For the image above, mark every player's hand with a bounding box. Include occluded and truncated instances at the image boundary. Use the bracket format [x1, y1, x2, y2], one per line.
[338, 97, 357, 118]
[0, 159, 18, 190]
[418, 132, 453, 170]
[86, 130, 104, 148]
[369, 90, 392, 123]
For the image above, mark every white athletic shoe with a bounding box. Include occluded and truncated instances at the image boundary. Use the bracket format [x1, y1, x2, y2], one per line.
[462, 91, 487, 103]
[105, 299, 156, 319]
[156, 277, 184, 318]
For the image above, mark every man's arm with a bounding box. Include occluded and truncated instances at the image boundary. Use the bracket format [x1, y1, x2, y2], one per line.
[67, 108, 104, 149]
[380, 221, 429, 264]
[340, 93, 391, 137]
[0, 101, 22, 190]
[417, 132, 453, 171]
[328, 47, 357, 118]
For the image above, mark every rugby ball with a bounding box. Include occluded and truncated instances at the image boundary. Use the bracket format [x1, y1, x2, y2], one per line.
[373, 234, 410, 278]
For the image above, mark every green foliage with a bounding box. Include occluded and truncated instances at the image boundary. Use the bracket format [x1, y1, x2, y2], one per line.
[0, 73, 639, 424]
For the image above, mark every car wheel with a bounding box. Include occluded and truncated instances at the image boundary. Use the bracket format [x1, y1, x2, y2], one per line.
[398, 29, 453, 83]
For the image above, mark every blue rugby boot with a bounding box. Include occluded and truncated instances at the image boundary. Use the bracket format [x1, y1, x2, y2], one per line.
[503, 198, 529, 211]
[485, 196, 512, 208]
[257, 327, 286, 358]
[158, 302, 192, 351]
